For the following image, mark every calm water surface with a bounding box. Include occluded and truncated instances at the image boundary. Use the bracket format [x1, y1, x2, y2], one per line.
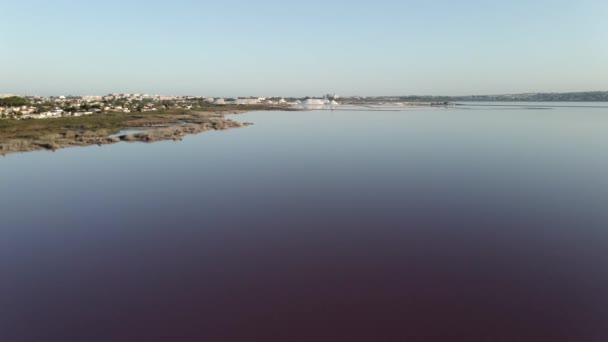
[1, 105, 608, 341]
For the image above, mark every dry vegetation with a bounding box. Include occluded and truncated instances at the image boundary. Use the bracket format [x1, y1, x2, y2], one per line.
[0, 105, 272, 155]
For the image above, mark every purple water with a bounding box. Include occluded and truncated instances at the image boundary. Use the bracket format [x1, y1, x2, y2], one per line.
[1, 106, 608, 341]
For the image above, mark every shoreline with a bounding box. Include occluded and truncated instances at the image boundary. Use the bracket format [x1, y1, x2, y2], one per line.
[0, 106, 284, 156]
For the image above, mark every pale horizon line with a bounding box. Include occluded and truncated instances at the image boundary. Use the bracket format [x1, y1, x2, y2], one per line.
[2, 89, 608, 98]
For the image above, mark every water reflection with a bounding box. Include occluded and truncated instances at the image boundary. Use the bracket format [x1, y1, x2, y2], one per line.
[1, 106, 608, 341]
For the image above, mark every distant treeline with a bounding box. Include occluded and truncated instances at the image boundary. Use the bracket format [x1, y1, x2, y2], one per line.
[389, 91, 608, 102]
[0, 96, 28, 107]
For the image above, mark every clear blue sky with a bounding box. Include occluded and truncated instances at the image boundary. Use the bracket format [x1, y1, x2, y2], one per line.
[1, 0, 607, 97]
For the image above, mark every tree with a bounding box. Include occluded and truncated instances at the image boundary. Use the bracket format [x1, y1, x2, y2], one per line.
[0, 96, 28, 107]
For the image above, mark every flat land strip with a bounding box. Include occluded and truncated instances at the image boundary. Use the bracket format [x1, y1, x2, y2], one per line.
[0, 105, 288, 155]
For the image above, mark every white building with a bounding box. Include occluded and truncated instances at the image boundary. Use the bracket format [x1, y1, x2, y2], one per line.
[235, 98, 260, 105]
[82, 96, 103, 102]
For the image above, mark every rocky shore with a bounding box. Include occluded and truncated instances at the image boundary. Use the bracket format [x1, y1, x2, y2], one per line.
[118, 119, 252, 143]
[0, 109, 256, 156]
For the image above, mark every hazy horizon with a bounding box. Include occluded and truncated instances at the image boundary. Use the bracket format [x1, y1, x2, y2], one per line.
[3, 89, 608, 99]
[2, 0, 607, 97]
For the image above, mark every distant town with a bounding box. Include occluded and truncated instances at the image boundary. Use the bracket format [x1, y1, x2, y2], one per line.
[0, 94, 301, 120]
[1, 91, 607, 120]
